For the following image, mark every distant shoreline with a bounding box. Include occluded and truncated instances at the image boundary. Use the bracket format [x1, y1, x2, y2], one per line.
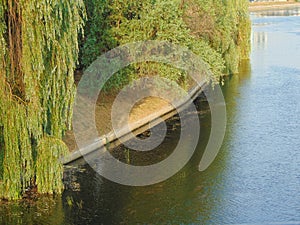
[249, 1, 300, 12]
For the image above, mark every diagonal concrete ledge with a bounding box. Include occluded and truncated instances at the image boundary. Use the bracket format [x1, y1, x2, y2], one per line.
[62, 82, 206, 165]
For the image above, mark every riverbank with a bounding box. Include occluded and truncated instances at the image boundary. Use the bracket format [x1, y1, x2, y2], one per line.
[249, 1, 300, 12]
[63, 89, 171, 152]
[63, 1, 300, 151]
[62, 72, 211, 165]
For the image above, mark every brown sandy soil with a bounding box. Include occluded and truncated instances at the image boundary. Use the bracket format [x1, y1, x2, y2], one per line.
[249, 1, 300, 12]
[64, 71, 197, 152]
[63, 89, 172, 152]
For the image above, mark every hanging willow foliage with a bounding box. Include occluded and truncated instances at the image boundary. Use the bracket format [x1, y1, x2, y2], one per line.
[0, 0, 85, 200]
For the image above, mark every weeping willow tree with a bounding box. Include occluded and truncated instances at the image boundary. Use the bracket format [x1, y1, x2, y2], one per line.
[0, 0, 85, 200]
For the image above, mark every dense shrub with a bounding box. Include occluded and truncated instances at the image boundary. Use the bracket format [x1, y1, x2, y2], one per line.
[184, 0, 251, 74]
[80, 0, 250, 90]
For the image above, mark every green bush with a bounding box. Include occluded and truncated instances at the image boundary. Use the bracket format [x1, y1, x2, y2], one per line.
[183, 0, 251, 74]
[80, 0, 251, 90]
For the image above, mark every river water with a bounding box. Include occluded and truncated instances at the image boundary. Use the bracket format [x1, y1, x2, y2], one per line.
[1, 8, 300, 225]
